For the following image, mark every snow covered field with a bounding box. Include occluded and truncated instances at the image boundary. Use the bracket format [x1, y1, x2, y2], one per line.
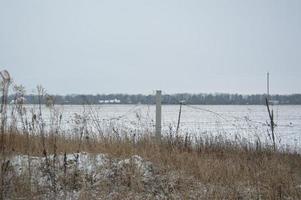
[8, 104, 301, 149]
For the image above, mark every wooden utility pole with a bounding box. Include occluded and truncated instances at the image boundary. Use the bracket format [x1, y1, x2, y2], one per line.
[267, 72, 270, 100]
[155, 90, 162, 139]
[265, 72, 276, 151]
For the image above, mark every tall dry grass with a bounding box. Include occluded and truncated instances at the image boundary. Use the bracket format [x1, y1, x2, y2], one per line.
[2, 130, 301, 199]
[0, 79, 301, 199]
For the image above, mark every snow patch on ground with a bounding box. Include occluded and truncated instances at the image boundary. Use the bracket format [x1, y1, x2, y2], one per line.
[4, 153, 258, 199]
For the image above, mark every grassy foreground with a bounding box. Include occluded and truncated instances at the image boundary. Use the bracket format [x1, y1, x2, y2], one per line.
[1, 131, 301, 199]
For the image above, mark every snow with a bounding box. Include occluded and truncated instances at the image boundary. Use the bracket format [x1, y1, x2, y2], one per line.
[7, 152, 156, 198]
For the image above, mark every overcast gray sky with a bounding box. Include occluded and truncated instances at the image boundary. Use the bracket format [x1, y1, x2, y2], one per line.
[0, 0, 300, 95]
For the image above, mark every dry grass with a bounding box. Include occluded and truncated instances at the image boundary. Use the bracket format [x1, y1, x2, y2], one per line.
[1, 131, 301, 199]
[1, 74, 300, 199]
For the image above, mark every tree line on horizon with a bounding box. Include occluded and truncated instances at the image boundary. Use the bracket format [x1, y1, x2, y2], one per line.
[8, 93, 301, 105]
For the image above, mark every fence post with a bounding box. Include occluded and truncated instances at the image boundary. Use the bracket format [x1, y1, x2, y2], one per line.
[176, 100, 185, 134]
[155, 90, 162, 139]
